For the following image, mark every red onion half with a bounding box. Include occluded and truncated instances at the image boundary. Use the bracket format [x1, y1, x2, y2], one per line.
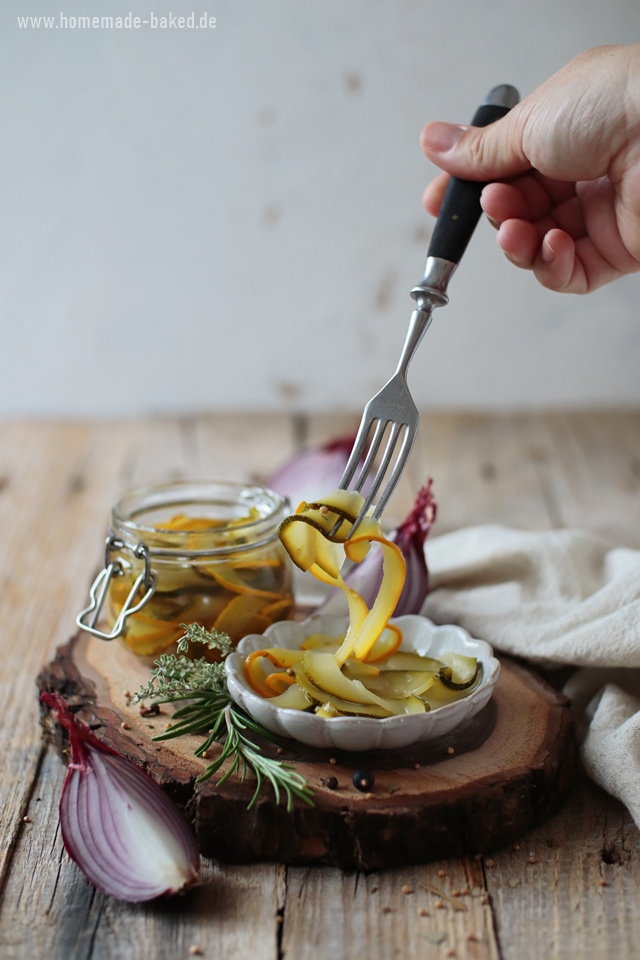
[321, 480, 437, 617]
[41, 692, 200, 902]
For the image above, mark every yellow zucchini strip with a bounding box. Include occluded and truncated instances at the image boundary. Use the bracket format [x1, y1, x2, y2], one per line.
[278, 495, 405, 667]
[260, 598, 294, 620]
[299, 633, 342, 650]
[161, 514, 227, 531]
[244, 651, 275, 697]
[214, 593, 268, 633]
[243, 647, 304, 697]
[300, 651, 394, 711]
[265, 672, 297, 695]
[202, 562, 282, 600]
[335, 534, 405, 665]
[362, 624, 403, 663]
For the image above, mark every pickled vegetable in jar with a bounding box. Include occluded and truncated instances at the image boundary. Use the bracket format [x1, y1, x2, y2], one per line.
[77, 481, 294, 657]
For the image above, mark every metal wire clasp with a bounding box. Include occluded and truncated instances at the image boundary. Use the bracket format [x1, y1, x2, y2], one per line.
[76, 535, 157, 640]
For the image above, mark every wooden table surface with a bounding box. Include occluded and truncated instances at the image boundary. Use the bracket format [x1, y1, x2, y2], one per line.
[1, 410, 639, 960]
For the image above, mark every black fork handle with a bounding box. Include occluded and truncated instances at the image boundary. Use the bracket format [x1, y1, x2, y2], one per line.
[427, 84, 520, 265]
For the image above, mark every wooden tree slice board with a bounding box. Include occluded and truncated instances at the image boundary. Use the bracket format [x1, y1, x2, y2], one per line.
[38, 632, 576, 870]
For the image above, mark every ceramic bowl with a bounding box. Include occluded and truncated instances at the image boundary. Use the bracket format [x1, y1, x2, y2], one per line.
[225, 614, 500, 751]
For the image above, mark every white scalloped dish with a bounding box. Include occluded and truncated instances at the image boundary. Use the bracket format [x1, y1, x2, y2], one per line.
[225, 614, 500, 751]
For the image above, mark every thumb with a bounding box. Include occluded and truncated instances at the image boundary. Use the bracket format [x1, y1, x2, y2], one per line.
[421, 110, 530, 182]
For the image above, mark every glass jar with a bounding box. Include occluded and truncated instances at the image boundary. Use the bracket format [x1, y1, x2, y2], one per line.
[76, 480, 294, 657]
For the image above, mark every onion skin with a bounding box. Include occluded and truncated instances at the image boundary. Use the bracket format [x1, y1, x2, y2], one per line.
[321, 480, 437, 617]
[40, 692, 200, 903]
[392, 481, 437, 614]
[268, 433, 362, 508]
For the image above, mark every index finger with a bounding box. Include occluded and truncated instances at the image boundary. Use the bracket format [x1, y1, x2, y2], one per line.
[422, 171, 450, 216]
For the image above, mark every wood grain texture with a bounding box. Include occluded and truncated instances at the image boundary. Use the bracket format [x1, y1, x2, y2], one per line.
[0, 411, 638, 960]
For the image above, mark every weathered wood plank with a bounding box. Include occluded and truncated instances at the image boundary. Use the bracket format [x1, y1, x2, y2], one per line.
[282, 859, 499, 960]
[0, 421, 142, 892]
[529, 411, 640, 548]
[484, 769, 640, 960]
[120, 415, 200, 489]
[0, 748, 284, 960]
[413, 412, 555, 535]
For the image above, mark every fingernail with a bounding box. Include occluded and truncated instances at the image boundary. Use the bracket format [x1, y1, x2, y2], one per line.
[422, 122, 468, 154]
[541, 236, 556, 264]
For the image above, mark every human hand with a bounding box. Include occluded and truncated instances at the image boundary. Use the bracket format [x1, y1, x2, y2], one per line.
[421, 46, 640, 293]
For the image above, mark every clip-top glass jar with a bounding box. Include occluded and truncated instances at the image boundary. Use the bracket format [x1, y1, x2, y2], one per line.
[76, 480, 294, 657]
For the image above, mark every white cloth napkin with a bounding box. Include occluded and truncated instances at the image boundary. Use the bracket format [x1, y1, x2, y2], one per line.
[422, 525, 640, 826]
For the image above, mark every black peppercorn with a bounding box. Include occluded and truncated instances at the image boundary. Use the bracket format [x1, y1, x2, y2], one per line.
[325, 776, 338, 790]
[352, 770, 375, 792]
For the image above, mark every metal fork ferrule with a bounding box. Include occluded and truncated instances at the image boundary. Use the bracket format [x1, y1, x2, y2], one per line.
[410, 256, 457, 309]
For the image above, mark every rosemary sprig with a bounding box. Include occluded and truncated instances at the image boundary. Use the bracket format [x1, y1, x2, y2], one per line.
[132, 623, 314, 811]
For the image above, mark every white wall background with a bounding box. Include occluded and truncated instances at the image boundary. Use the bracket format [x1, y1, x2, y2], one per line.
[2, 0, 640, 417]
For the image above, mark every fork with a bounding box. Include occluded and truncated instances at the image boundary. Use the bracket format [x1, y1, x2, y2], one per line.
[338, 84, 519, 532]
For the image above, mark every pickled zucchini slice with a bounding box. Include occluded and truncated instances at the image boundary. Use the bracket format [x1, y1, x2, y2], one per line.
[291, 663, 337, 706]
[438, 652, 479, 690]
[365, 670, 437, 700]
[318, 698, 393, 718]
[299, 633, 342, 651]
[361, 625, 402, 663]
[341, 659, 381, 681]
[301, 651, 393, 711]
[377, 651, 443, 672]
[268, 684, 312, 710]
[243, 647, 304, 697]
[265, 672, 296, 695]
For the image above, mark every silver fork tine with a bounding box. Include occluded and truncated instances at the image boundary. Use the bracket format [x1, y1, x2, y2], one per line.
[351, 418, 386, 492]
[338, 417, 375, 490]
[358, 420, 404, 516]
[349, 421, 416, 534]
[328, 416, 383, 537]
[372, 422, 416, 518]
